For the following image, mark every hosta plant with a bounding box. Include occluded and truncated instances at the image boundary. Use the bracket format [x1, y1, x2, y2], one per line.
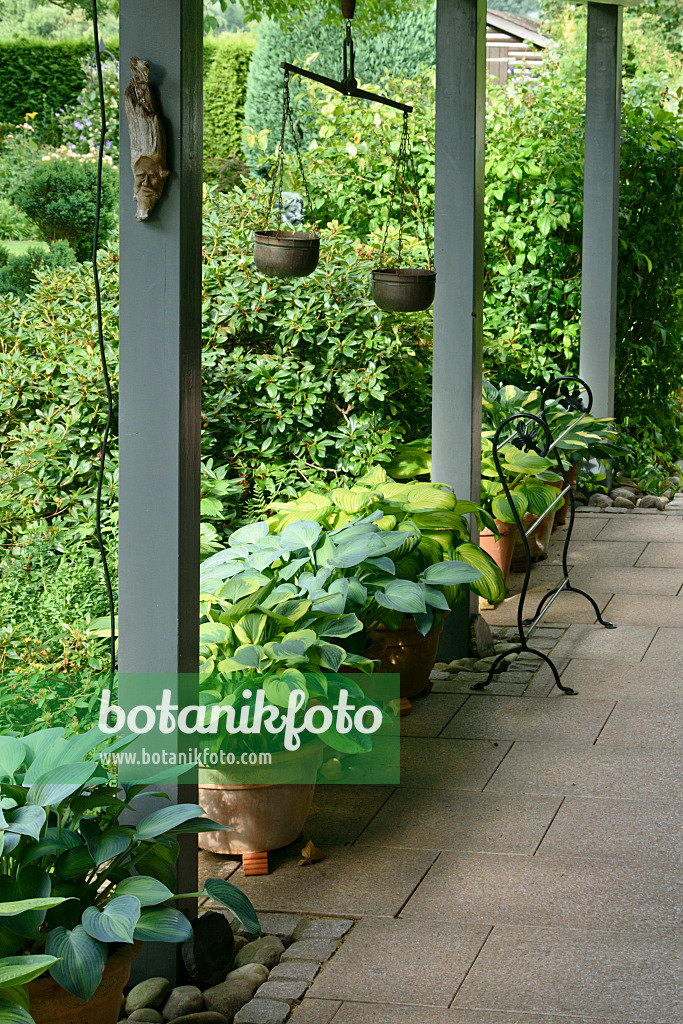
[265, 466, 505, 606]
[0, 899, 64, 1024]
[0, 728, 259, 1005]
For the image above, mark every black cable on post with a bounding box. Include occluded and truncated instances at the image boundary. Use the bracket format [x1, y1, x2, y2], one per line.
[91, 0, 117, 677]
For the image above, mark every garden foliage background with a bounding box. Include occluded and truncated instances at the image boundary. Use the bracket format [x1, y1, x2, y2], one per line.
[1, 1, 683, 716]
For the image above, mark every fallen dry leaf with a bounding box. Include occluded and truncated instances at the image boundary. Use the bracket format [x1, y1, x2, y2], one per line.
[299, 840, 325, 866]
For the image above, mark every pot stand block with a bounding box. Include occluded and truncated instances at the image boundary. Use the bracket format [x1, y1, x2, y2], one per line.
[399, 697, 413, 716]
[243, 851, 270, 876]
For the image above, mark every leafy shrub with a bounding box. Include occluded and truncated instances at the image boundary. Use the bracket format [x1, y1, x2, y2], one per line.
[203, 35, 255, 164]
[14, 157, 118, 259]
[0, 196, 35, 239]
[0, 239, 77, 296]
[243, 2, 436, 170]
[0, 39, 118, 138]
[201, 183, 432, 500]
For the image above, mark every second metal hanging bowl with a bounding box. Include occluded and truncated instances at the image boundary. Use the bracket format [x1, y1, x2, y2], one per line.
[372, 267, 436, 312]
[253, 230, 320, 278]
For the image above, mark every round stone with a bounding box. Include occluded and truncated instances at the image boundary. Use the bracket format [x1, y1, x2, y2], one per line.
[162, 985, 204, 1021]
[233, 935, 285, 971]
[125, 979, 172, 1014]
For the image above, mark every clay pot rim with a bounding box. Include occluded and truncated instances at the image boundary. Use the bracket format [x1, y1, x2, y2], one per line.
[254, 230, 320, 248]
[199, 739, 324, 789]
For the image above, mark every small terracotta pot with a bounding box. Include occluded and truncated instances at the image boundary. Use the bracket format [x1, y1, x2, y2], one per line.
[553, 463, 579, 529]
[28, 942, 141, 1024]
[479, 520, 517, 581]
[198, 742, 324, 855]
[370, 616, 445, 699]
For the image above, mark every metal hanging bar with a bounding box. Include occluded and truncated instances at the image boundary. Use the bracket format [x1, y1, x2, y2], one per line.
[279, 60, 413, 114]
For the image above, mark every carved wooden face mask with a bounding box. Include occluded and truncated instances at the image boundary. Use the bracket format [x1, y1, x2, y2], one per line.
[124, 57, 170, 221]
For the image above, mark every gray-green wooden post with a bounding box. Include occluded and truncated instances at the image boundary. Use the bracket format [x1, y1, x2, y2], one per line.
[579, 1, 624, 419]
[118, 0, 203, 979]
[432, 0, 486, 659]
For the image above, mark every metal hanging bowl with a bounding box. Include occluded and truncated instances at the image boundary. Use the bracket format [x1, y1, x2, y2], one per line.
[372, 267, 436, 312]
[253, 230, 320, 278]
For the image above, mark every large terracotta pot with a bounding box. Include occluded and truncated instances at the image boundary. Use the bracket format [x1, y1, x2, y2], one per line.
[553, 463, 579, 529]
[512, 510, 554, 570]
[370, 616, 445, 700]
[28, 942, 141, 1024]
[198, 742, 324, 855]
[479, 520, 517, 581]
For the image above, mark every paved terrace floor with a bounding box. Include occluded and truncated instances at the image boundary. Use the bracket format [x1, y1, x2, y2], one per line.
[201, 506, 683, 1024]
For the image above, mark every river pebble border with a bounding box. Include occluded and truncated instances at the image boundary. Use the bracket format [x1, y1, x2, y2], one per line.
[120, 914, 355, 1024]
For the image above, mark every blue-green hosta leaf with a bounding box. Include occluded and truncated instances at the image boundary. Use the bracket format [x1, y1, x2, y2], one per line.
[277, 556, 310, 580]
[202, 878, 260, 936]
[18, 729, 65, 770]
[25, 762, 98, 807]
[264, 639, 307, 660]
[491, 489, 528, 524]
[82, 896, 140, 945]
[423, 588, 450, 611]
[0, 997, 33, 1024]
[0, 739, 26, 782]
[259, 583, 300, 607]
[365, 556, 396, 575]
[232, 645, 266, 669]
[228, 521, 270, 546]
[453, 542, 505, 604]
[318, 614, 363, 639]
[112, 876, 173, 907]
[315, 644, 345, 672]
[420, 560, 482, 586]
[346, 578, 368, 605]
[279, 520, 322, 551]
[0, 868, 50, 938]
[413, 609, 436, 636]
[216, 576, 266, 604]
[269, 599, 312, 623]
[46, 925, 107, 1002]
[375, 579, 426, 614]
[80, 822, 132, 866]
[0, 898, 70, 917]
[0, 954, 59, 988]
[264, 670, 308, 709]
[135, 803, 209, 840]
[133, 907, 192, 943]
[4, 805, 45, 841]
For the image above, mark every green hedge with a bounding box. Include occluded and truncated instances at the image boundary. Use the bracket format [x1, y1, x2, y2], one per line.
[0, 39, 119, 131]
[203, 35, 255, 161]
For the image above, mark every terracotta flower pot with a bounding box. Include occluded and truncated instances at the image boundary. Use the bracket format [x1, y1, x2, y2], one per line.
[197, 742, 324, 855]
[479, 520, 517, 581]
[553, 462, 579, 529]
[370, 616, 445, 700]
[512, 510, 554, 570]
[28, 942, 142, 1024]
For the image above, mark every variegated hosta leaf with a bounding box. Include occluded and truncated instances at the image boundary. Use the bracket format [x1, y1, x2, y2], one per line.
[453, 542, 505, 604]
[406, 484, 456, 512]
[355, 465, 387, 486]
[492, 489, 528, 524]
[390, 522, 422, 560]
[518, 483, 560, 517]
[330, 487, 374, 513]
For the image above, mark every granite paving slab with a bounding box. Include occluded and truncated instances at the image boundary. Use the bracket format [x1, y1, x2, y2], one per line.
[442, 695, 616, 744]
[309, 917, 490, 1006]
[551, 623, 656, 661]
[482, 590, 612, 626]
[452, 924, 682, 1021]
[595, 516, 683, 541]
[399, 693, 468, 737]
[555, 658, 683, 700]
[356, 788, 561, 855]
[601, 593, 683, 626]
[636, 541, 683, 567]
[401, 852, 681, 930]
[331, 1007, 661, 1024]
[289, 1000, 341, 1023]
[431, 672, 535, 697]
[525, 563, 683, 595]
[231, 845, 438, 918]
[399, 737, 512, 791]
[303, 786, 394, 845]
[545, 540, 646, 566]
[641, 625, 683, 666]
[595, 698, 683, 747]
[483, 741, 683, 799]
[559, 518, 608, 540]
[536, 795, 682, 863]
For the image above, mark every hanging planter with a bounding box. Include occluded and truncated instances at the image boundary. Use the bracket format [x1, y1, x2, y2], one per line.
[372, 110, 436, 313]
[253, 68, 320, 279]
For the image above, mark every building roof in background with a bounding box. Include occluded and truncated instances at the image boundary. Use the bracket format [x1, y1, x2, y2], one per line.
[487, 10, 550, 49]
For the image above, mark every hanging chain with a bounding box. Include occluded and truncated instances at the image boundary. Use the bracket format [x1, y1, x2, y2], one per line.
[378, 111, 433, 270]
[265, 69, 318, 232]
